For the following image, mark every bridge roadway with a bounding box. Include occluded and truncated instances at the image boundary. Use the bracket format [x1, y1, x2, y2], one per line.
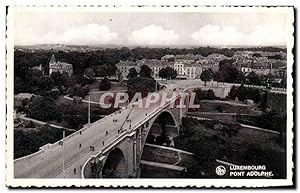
[159, 79, 287, 94]
[14, 84, 184, 178]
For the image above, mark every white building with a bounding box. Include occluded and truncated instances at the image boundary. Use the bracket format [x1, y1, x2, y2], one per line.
[241, 67, 252, 73]
[174, 60, 202, 79]
[49, 55, 73, 76]
[116, 60, 138, 79]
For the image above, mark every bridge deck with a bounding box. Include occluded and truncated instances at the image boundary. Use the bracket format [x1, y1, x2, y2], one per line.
[14, 84, 182, 178]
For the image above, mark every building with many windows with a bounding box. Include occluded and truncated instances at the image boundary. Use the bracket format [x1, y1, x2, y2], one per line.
[116, 57, 203, 80]
[116, 60, 138, 80]
[49, 54, 73, 76]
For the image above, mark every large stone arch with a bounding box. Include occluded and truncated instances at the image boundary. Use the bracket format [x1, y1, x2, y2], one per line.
[102, 148, 126, 178]
[147, 109, 179, 144]
[134, 109, 180, 176]
[140, 109, 179, 154]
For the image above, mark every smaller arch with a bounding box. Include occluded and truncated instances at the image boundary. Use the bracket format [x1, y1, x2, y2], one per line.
[102, 148, 126, 178]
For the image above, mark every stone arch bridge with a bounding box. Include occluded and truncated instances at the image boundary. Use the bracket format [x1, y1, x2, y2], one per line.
[14, 84, 193, 178]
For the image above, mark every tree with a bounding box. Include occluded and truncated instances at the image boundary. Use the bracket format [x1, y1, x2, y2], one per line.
[267, 54, 282, 60]
[83, 68, 95, 82]
[159, 67, 177, 80]
[61, 101, 88, 129]
[215, 70, 228, 83]
[50, 71, 63, 86]
[236, 85, 248, 101]
[127, 68, 138, 79]
[116, 70, 123, 82]
[139, 65, 152, 78]
[93, 65, 116, 77]
[27, 96, 62, 122]
[37, 76, 53, 94]
[14, 76, 26, 94]
[158, 68, 166, 79]
[200, 70, 213, 86]
[231, 85, 262, 103]
[127, 77, 156, 99]
[236, 71, 245, 83]
[61, 71, 74, 88]
[228, 85, 238, 100]
[99, 78, 112, 91]
[50, 87, 60, 99]
[194, 88, 216, 100]
[14, 125, 70, 159]
[68, 84, 90, 98]
[247, 71, 262, 86]
[253, 53, 262, 57]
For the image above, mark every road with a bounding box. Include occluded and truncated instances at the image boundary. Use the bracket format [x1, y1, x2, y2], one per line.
[184, 115, 281, 135]
[14, 84, 183, 178]
[159, 79, 287, 94]
[140, 160, 185, 171]
[16, 114, 76, 132]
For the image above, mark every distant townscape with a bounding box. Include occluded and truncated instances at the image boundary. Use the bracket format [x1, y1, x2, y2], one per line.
[15, 45, 287, 90]
[116, 50, 286, 82]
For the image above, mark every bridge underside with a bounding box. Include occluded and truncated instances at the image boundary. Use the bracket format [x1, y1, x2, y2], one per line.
[84, 108, 181, 179]
[102, 148, 126, 178]
[146, 111, 179, 147]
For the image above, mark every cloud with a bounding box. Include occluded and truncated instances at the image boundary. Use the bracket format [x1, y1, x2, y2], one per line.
[191, 25, 246, 46]
[57, 24, 118, 45]
[128, 25, 179, 45]
[191, 24, 286, 46]
[248, 25, 286, 46]
[15, 24, 118, 45]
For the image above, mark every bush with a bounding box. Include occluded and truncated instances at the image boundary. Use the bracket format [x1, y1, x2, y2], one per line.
[14, 125, 73, 159]
[27, 96, 62, 122]
[99, 78, 112, 91]
[228, 85, 238, 100]
[68, 84, 90, 98]
[227, 85, 262, 103]
[127, 77, 156, 99]
[194, 88, 217, 101]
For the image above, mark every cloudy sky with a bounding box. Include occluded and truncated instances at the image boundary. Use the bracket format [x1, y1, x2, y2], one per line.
[14, 9, 288, 47]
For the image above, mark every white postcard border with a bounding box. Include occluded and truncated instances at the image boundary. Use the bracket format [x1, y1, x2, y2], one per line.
[5, 5, 294, 188]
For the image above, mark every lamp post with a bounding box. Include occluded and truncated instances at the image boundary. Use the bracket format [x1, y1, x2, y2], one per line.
[62, 130, 65, 176]
[61, 127, 76, 177]
[88, 96, 91, 124]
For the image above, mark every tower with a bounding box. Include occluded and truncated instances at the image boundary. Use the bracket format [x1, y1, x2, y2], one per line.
[49, 54, 57, 75]
[49, 54, 57, 64]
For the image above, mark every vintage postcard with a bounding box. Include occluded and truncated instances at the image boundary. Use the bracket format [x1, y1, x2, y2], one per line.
[5, 6, 294, 188]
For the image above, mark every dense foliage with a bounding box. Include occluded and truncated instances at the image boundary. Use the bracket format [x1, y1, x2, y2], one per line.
[14, 125, 73, 159]
[200, 69, 214, 85]
[237, 110, 286, 133]
[215, 59, 245, 83]
[27, 96, 62, 122]
[178, 117, 285, 178]
[98, 78, 112, 91]
[158, 66, 177, 79]
[127, 77, 156, 99]
[228, 85, 262, 103]
[127, 68, 138, 79]
[194, 88, 217, 102]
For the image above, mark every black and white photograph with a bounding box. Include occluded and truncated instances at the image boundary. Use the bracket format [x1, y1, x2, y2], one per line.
[5, 5, 294, 188]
